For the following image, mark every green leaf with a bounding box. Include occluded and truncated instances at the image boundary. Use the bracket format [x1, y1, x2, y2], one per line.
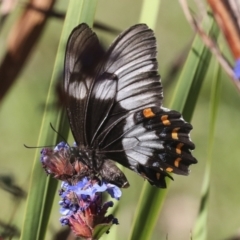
[128, 13, 219, 240]
[93, 223, 114, 239]
[192, 58, 222, 240]
[139, 0, 161, 29]
[20, 1, 98, 240]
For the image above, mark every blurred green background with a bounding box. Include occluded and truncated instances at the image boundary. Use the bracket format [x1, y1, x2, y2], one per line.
[1, 0, 240, 239]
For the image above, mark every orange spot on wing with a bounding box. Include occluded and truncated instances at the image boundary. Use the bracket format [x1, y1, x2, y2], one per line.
[161, 115, 171, 125]
[172, 127, 180, 139]
[143, 108, 155, 118]
[166, 167, 173, 172]
[174, 157, 182, 167]
[176, 143, 184, 154]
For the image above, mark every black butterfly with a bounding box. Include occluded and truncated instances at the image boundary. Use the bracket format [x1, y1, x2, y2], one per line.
[63, 23, 197, 188]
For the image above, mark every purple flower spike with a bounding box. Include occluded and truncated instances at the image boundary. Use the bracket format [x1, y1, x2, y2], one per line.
[40, 142, 122, 239]
[58, 177, 121, 239]
[40, 142, 90, 182]
[40, 142, 73, 179]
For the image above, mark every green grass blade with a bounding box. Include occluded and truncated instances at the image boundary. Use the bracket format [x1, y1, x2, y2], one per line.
[170, 14, 218, 117]
[129, 13, 219, 240]
[139, 0, 161, 28]
[127, 2, 162, 240]
[20, 1, 98, 240]
[192, 59, 222, 240]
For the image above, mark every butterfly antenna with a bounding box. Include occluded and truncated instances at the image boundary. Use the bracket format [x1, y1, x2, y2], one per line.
[23, 144, 55, 149]
[24, 123, 69, 149]
[49, 123, 69, 146]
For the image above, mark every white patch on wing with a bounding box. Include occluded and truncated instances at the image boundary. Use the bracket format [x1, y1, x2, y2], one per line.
[124, 125, 147, 137]
[118, 91, 159, 109]
[117, 61, 158, 90]
[139, 141, 164, 149]
[115, 60, 154, 78]
[93, 79, 116, 100]
[126, 150, 148, 165]
[122, 114, 135, 132]
[122, 137, 139, 149]
[125, 158, 139, 169]
[117, 79, 156, 100]
[68, 78, 92, 99]
[68, 81, 87, 99]
[137, 132, 158, 141]
[118, 137, 146, 165]
[134, 146, 154, 156]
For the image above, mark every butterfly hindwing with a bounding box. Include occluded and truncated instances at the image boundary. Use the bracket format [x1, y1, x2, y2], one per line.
[101, 107, 197, 187]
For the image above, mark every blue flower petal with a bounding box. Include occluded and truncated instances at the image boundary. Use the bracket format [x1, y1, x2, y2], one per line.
[60, 207, 72, 216]
[75, 183, 107, 198]
[54, 142, 69, 151]
[234, 58, 240, 80]
[105, 183, 122, 200]
[61, 177, 89, 195]
[61, 181, 69, 189]
[65, 179, 109, 199]
[60, 217, 69, 226]
[61, 178, 122, 200]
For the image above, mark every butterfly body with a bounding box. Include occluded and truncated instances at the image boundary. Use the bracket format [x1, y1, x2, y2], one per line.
[68, 146, 130, 187]
[62, 23, 197, 188]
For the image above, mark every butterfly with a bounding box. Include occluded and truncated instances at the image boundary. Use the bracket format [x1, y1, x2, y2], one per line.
[62, 23, 197, 188]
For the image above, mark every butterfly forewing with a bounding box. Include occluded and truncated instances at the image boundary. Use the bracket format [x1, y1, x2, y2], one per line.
[101, 24, 163, 113]
[64, 24, 105, 146]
